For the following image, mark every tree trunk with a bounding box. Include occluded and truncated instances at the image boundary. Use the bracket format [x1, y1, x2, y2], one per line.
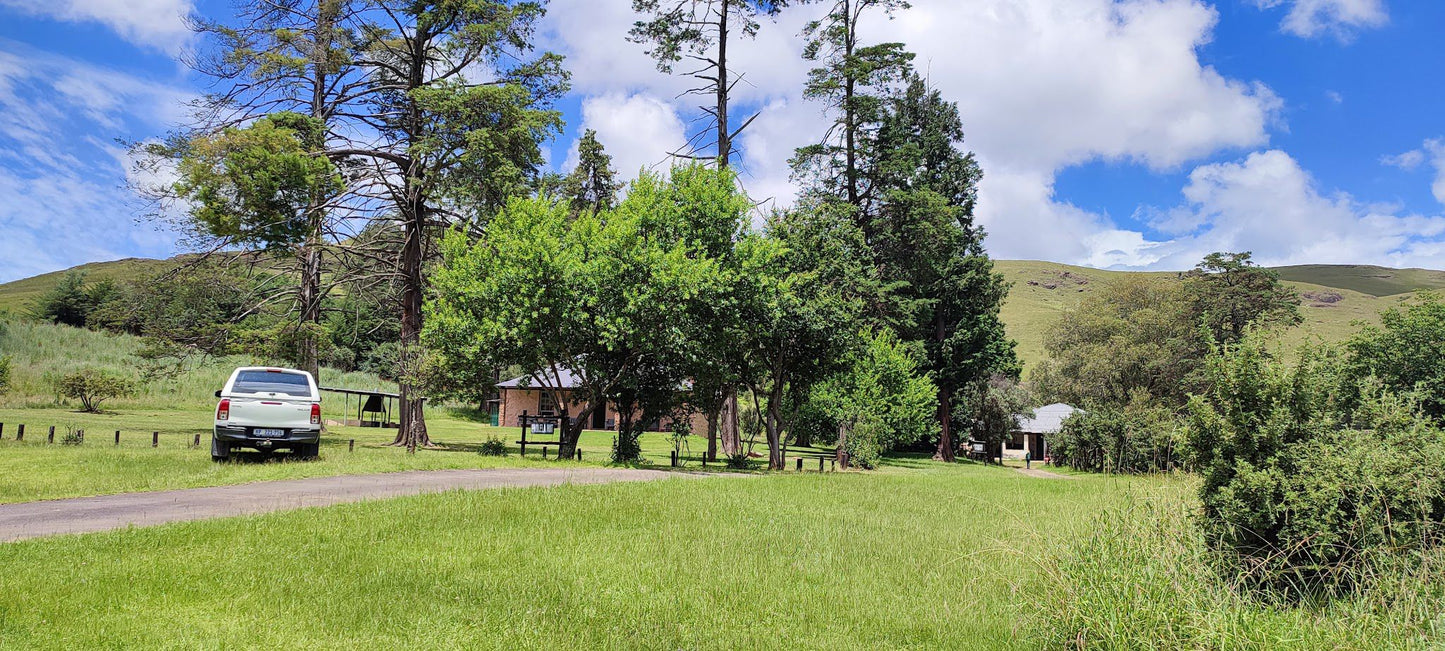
[705, 397, 720, 461]
[933, 383, 955, 462]
[296, 234, 323, 381]
[843, 0, 858, 207]
[716, 0, 730, 167]
[719, 385, 740, 457]
[766, 387, 785, 470]
[390, 162, 430, 450]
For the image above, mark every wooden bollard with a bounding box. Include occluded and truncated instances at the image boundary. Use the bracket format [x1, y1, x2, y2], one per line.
[671, 450, 678, 467]
[78, 430, 84, 443]
[15, 424, 23, 441]
[796, 457, 802, 471]
[575, 448, 582, 461]
[193, 433, 200, 448]
[48, 426, 55, 444]
[152, 431, 159, 448]
[115, 430, 121, 445]
[1, 422, 5, 438]
[818, 457, 824, 472]
[349, 439, 355, 452]
[542, 446, 549, 460]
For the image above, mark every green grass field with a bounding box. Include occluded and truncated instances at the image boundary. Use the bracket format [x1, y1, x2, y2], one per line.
[0, 461, 1157, 649]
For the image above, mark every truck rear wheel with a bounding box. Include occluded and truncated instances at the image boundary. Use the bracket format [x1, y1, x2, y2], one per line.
[210, 436, 231, 462]
[295, 443, 320, 460]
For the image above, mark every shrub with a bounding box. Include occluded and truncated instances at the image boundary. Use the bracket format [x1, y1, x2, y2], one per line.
[55, 369, 137, 413]
[1049, 398, 1182, 473]
[0, 354, 11, 395]
[477, 436, 508, 457]
[1188, 332, 1445, 593]
[60, 426, 84, 446]
[612, 428, 642, 464]
[724, 452, 756, 470]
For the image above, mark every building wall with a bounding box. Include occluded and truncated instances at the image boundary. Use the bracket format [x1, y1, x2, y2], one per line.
[499, 388, 709, 436]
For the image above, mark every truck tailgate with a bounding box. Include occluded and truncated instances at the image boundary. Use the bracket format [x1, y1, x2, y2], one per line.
[225, 398, 315, 429]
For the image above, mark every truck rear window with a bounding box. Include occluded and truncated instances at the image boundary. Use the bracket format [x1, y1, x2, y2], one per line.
[231, 370, 312, 396]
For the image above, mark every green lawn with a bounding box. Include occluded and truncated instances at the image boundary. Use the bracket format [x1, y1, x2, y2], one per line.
[0, 461, 1155, 649]
[0, 406, 820, 504]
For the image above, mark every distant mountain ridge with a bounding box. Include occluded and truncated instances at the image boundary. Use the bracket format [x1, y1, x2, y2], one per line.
[4, 255, 1443, 371]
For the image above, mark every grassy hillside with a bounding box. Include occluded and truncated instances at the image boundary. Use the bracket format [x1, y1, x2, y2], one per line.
[995, 260, 1439, 371]
[0, 257, 175, 315]
[0, 318, 392, 411]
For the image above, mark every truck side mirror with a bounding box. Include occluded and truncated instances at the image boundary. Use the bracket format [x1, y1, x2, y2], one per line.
[215, 390, 223, 398]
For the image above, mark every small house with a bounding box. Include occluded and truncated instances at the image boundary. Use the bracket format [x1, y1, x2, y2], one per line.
[1004, 403, 1080, 461]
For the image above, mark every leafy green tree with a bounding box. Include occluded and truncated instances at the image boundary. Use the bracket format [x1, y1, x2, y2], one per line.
[742, 205, 873, 469]
[1031, 276, 1200, 408]
[792, 0, 914, 208]
[805, 328, 936, 468]
[426, 167, 738, 459]
[961, 375, 1033, 462]
[1348, 292, 1445, 422]
[172, 113, 343, 252]
[559, 129, 621, 217]
[630, 0, 792, 165]
[1183, 251, 1301, 346]
[55, 369, 137, 413]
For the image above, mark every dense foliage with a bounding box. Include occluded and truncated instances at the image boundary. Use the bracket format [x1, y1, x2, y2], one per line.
[1188, 332, 1445, 593]
[1347, 292, 1445, 422]
[1049, 399, 1183, 473]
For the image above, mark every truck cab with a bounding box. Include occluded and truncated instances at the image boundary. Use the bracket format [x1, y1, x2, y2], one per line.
[212, 367, 322, 461]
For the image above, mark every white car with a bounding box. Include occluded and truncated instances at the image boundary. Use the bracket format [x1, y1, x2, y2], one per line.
[212, 367, 322, 461]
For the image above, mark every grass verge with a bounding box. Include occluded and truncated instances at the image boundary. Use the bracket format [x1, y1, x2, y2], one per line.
[0, 462, 1127, 649]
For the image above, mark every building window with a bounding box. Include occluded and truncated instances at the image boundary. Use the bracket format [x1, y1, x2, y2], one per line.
[538, 390, 556, 414]
[1006, 433, 1025, 450]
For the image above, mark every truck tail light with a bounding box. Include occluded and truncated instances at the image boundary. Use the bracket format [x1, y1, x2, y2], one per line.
[217, 399, 230, 421]
[311, 403, 321, 425]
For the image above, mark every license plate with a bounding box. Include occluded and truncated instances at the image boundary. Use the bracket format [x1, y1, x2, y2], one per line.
[254, 428, 285, 438]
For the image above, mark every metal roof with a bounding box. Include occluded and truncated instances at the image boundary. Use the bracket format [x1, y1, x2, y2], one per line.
[1014, 403, 1081, 434]
[496, 369, 583, 390]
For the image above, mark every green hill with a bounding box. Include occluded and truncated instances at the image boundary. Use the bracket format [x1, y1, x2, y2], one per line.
[5, 255, 1443, 375]
[0, 257, 175, 315]
[995, 260, 1441, 371]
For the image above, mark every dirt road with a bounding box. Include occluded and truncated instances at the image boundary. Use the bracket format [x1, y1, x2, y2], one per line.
[0, 467, 703, 542]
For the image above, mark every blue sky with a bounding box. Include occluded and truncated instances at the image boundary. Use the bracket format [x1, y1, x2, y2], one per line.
[0, 0, 1441, 283]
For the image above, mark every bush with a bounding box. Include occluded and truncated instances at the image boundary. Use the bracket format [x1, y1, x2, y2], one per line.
[55, 369, 137, 412]
[724, 452, 757, 470]
[478, 436, 508, 457]
[0, 354, 11, 395]
[1033, 491, 1445, 649]
[612, 428, 642, 464]
[1188, 332, 1445, 594]
[1049, 398, 1183, 473]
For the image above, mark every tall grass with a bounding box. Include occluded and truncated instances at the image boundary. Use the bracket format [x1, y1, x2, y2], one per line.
[1030, 487, 1445, 649]
[0, 318, 393, 410]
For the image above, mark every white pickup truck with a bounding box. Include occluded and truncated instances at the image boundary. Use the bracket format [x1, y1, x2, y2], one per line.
[212, 367, 322, 461]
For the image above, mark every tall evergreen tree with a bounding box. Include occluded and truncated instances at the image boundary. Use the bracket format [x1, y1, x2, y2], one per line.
[560, 129, 620, 217]
[792, 0, 914, 209]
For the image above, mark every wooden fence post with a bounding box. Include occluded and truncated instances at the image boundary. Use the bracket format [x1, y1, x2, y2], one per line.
[1, 422, 5, 438]
[78, 430, 84, 444]
[575, 447, 581, 461]
[114, 430, 120, 445]
[193, 433, 200, 448]
[796, 458, 802, 472]
[349, 439, 355, 453]
[671, 450, 678, 467]
[152, 431, 159, 448]
[818, 457, 824, 472]
[48, 426, 55, 444]
[15, 424, 23, 441]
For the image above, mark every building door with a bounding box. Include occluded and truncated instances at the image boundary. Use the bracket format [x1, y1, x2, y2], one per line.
[488, 402, 500, 427]
[591, 403, 606, 430]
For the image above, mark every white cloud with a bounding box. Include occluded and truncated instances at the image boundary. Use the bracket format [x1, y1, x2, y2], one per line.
[1251, 0, 1388, 40]
[1325, 89, 1343, 104]
[567, 93, 688, 179]
[1382, 149, 1425, 170]
[1120, 150, 1445, 269]
[0, 0, 194, 54]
